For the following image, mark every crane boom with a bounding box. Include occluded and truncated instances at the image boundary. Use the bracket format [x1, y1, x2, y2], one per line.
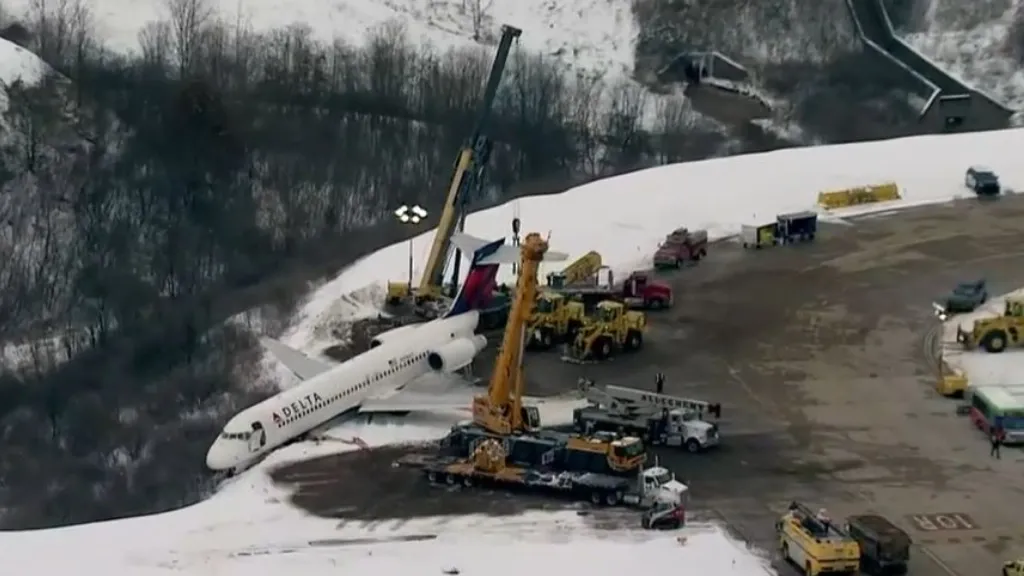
[416, 25, 522, 300]
[471, 232, 548, 435]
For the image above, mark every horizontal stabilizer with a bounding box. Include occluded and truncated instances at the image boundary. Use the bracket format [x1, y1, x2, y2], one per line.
[260, 337, 334, 382]
[451, 232, 569, 265]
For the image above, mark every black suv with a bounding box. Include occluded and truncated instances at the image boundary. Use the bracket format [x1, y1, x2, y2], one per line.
[966, 165, 1001, 195]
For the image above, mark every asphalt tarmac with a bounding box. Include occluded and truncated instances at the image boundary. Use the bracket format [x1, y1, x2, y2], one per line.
[271, 194, 1024, 575]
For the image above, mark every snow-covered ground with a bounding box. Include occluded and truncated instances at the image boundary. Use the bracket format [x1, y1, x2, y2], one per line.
[0, 36, 48, 95]
[0, 415, 775, 576]
[902, 5, 1024, 114]
[3, 0, 636, 78]
[328, 128, 1021, 301]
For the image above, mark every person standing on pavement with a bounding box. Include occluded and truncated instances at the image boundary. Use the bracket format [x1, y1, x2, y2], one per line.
[990, 426, 1004, 459]
[655, 371, 665, 394]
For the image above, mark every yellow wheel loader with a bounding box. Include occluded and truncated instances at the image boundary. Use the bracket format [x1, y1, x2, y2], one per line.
[957, 297, 1024, 353]
[565, 300, 645, 362]
[527, 292, 585, 350]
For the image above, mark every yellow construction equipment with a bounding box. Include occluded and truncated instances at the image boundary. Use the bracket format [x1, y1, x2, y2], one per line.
[957, 297, 1024, 353]
[776, 502, 860, 576]
[546, 251, 603, 288]
[386, 25, 522, 312]
[527, 292, 585, 350]
[471, 232, 555, 435]
[566, 300, 645, 362]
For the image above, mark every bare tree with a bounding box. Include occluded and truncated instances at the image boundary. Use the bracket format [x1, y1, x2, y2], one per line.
[1005, 1, 1024, 66]
[27, 0, 91, 69]
[138, 20, 172, 66]
[165, 0, 211, 76]
[463, 0, 492, 42]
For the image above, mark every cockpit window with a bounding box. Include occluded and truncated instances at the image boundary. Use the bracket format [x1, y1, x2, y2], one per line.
[220, 431, 251, 440]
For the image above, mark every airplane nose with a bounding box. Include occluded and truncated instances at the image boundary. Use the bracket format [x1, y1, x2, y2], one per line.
[205, 440, 236, 471]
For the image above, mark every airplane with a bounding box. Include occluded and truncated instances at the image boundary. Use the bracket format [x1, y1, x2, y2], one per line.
[205, 232, 568, 473]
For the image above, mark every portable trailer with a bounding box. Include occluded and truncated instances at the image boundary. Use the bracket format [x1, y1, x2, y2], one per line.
[740, 220, 777, 249]
[741, 212, 817, 249]
[775, 211, 817, 244]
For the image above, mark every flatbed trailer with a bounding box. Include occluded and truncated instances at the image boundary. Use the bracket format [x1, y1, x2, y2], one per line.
[405, 454, 687, 508]
[441, 424, 644, 477]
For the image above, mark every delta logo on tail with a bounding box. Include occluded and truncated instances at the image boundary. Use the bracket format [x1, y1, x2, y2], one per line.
[446, 238, 504, 317]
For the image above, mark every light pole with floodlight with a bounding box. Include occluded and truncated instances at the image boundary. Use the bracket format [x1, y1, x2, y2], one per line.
[394, 204, 428, 293]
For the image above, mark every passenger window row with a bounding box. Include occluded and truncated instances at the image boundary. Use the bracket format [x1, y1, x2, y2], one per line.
[276, 352, 427, 427]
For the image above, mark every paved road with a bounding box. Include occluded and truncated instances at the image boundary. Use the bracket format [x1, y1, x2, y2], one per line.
[272, 195, 1024, 575]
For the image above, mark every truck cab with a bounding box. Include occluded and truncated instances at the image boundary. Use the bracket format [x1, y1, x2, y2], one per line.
[1005, 559, 1024, 576]
[653, 408, 720, 452]
[622, 272, 673, 309]
[653, 227, 708, 269]
[638, 466, 689, 529]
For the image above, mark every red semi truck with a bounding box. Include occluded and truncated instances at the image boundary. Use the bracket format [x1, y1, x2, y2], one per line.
[546, 268, 673, 310]
[653, 228, 708, 269]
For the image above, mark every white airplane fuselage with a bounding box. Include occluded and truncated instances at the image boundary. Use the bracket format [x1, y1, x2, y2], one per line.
[205, 311, 481, 471]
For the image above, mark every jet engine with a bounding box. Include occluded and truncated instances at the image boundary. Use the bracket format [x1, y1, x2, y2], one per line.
[369, 324, 418, 348]
[428, 334, 487, 373]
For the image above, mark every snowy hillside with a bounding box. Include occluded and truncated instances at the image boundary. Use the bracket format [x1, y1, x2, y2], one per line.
[3, 0, 637, 77]
[0, 37, 49, 114]
[0, 417, 775, 576]
[901, 4, 1024, 115]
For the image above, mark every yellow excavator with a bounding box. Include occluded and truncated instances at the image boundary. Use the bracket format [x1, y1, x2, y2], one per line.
[386, 25, 522, 313]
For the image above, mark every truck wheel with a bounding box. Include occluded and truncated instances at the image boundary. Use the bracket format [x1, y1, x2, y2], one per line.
[685, 439, 701, 453]
[445, 474, 457, 486]
[982, 331, 1007, 353]
[427, 470, 438, 483]
[627, 331, 643, 350]
[540, 329, 553, 349]
[594, 337, 612, 359]
[605, 491, 622, 506]
[590, 491, 602, 505]
[462, 476, 473, 488]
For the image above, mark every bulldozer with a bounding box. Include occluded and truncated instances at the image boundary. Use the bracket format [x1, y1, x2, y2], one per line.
[565, 300, 645, 362]
[957, 297, 1024, 353]
[527, 292, 585, 350]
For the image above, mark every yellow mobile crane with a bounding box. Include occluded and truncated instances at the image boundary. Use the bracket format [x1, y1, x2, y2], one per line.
[472, 232, 554, 434]
[386, 25, 523, 312]
[410, 233, 688, 509]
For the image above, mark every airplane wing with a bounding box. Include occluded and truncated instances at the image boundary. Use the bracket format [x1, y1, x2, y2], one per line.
[259, 337, 334, 381]
[358, 371, 477, 413]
